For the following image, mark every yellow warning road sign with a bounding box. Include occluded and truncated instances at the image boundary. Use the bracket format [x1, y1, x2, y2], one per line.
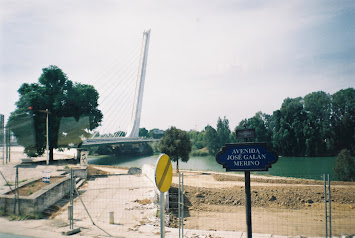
[155, 154, 173, 192]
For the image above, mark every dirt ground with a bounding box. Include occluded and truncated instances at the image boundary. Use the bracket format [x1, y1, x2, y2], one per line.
[168, 172, 355, 237]
[6, 177, 63, 196]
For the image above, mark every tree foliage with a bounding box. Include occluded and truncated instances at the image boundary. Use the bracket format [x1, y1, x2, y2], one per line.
[189, 88, 354, 157]
[204, 125, 219, 155]
[303, 91, 332, 156]
[233, 112, 272, 146]
[334, 149, 355, 181]
[216, 116, 231, 148]
[331, 88, 355, 154]
[7, 65, 103, 160]
[271, 97, 307, 156]
[158, 126, 191, 172]
[139, 127, 149, 138]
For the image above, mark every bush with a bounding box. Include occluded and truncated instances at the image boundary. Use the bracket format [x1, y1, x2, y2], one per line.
[334, 149, 355, 181]
[191, 148, 210, 157]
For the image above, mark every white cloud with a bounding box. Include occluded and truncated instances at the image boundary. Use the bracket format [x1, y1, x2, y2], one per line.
[1, 0, 354, 132]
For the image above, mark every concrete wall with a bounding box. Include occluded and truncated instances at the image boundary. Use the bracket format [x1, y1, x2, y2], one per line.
[0, 176, 70, 215]
[71, 166, 87, 179]
[142, 164, 169, 210]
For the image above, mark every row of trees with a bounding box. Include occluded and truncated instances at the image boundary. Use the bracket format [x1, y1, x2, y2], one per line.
[157, 126, 355, 180]
[8, 65, 354, 160]
[187, 88, 355, 157]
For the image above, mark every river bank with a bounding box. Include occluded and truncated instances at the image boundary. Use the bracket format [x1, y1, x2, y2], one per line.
[88, 154, 343, 180]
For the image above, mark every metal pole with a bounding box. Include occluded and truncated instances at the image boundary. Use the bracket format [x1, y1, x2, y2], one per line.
[245, 171, 252, 238]
[2, 126, 5, 165]
[70, 169, 74, 229]
[181, 173, 184, 237]
[328, 174, 332, 238]
[14, 166, 18, 215]
[178, 172, 181, 238]
[16, 166, 20, 215]
[160, 191, 165, 238]
[46, 109, 49, 165]
[0, 114, 3, 165]
[324, 174, 328, 238]
[244, 129, 252, 238]
[7, 128, 10, 162]
[5, 128, 8, 164]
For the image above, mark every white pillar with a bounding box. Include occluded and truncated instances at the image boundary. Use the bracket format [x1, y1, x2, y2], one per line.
[126, 29, 151, 138]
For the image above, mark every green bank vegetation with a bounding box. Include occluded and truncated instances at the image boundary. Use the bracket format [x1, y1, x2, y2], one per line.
[187, 88, 354, 158]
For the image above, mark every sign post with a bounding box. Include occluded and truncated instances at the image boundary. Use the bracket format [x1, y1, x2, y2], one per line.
[216, 141, 278, 238]
[155, 154, 173, 238]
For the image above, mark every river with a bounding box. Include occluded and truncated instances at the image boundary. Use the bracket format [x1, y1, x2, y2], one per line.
[88, 155, 340, 180]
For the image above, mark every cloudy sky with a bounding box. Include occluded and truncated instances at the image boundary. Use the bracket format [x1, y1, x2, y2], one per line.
[1, 0, 354, 132]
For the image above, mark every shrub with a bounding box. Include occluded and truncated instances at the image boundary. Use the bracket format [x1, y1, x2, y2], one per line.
[334, 149, 355, 181]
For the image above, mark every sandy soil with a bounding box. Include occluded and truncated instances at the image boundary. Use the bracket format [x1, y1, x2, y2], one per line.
[169, 172, 355, 237]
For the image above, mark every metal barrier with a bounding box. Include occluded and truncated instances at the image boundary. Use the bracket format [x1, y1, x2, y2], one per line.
[168, 172, 355, 238]
[1, 162, 354, 237]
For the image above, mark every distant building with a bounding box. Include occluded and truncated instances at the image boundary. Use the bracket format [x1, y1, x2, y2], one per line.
[153, 129, 165, 135]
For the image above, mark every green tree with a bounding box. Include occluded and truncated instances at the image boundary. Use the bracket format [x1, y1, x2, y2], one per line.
[331, 88, 355, 154]
[188, 130, 205, 150]
[303, 91, 332, 156]
[334, 149, 355, 181]
[158, 126, 192, 172]
[233, 119, 248, 143]
[139, 127, 149, 138]
[216, 116, 231, 148]
[235, 112, 272, 146]
[204, 125, 219, 155]
[7, 65, 103, 162]
[271, 97, 307, 156]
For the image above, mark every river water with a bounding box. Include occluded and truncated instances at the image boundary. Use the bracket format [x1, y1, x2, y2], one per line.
[88, 155, 339, 180]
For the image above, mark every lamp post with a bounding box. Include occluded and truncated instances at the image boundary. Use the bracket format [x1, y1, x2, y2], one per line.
[38, 109, 50, 165]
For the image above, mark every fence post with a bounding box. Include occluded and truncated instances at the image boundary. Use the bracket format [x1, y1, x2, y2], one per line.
[181, 173, 184, 237]
[69, 169, 74, 229]
[328, 174, 332, 238]
[178, 172, 181, 238]
[160, 191, 165, 238]
[324, 174, 328, 238]
[1, 114, 4, 165]
[6, 127, 10, 162]
[14, 166, 19, 215]
[324, 174, 332, 238]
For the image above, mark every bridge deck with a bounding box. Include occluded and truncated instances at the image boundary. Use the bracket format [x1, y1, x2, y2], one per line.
[82, 137, 158, 147]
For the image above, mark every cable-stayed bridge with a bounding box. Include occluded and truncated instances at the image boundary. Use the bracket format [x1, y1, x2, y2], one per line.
[81, 30, 155, 147]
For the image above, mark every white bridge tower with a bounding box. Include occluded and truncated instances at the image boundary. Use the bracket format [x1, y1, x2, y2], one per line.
[126, 29, 151, 138]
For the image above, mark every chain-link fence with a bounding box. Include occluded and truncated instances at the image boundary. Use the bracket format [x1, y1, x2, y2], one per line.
[168, 172, 355, 238]
[1, 162, 354, 237]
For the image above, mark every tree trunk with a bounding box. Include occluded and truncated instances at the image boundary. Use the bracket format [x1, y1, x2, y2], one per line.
[176, 159, 179, 173]
[49, 147, 54, 163]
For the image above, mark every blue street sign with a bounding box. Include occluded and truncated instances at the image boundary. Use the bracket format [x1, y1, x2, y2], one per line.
[216, 143, 278, 171]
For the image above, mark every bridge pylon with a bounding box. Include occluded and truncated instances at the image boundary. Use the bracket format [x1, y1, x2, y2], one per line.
[126, 29, 151, 138]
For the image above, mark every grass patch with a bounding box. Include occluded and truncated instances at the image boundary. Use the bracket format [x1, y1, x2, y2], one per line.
[0, 210, 44, 220]
[9, 212, 44, 220]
